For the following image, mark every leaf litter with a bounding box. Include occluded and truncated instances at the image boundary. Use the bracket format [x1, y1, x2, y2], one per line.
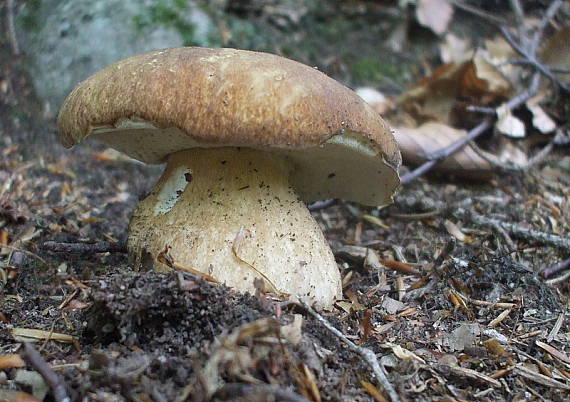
[1, 2, 569, 401]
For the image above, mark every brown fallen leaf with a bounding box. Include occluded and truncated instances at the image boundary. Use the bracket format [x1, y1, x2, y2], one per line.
[393, 122, 494, 179]
[397, 55, 511, 125]
[0, 354, 26, 370]
[541, 27, 570, 84]
[0, 390, 41, 402]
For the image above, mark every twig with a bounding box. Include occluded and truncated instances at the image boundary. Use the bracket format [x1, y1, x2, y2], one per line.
[540, 257, 570, 279]
[394, 195, 570, 252]
[6, 0, 20, 55]
[509, 0, 527, 43]
[212, 384, 309, 402]
[298, 300, 400, 402]
[469, 135, 556, 172]
[529, 0, 563, 54]
[545, 270, 570, 287]
[22, 343, 71, 402]
[401, 118, 493, 184]
[40, 241, 127, 254]
[453, 208, 570, 251]
[505, 59, 570, 74]
[449, 1, 507, 25]
[308, 198, 336, 211]
[501, 26, 570, 93]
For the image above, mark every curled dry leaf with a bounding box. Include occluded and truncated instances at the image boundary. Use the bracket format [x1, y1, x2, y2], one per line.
[416, 0, 453, 35]
[496, 104, 526, 138]
[393, 122, 494, 179]
[398, 54, 511, 124]
[526, 95, 556, 134]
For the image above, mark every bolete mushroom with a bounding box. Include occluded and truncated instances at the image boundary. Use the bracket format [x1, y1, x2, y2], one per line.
[57, 47, 400, 307]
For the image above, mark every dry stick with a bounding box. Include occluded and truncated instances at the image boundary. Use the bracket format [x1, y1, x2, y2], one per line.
[469, 133, 557, 172]
[401, 118, 494, 185]
[395, 195, 570, 252]
[501, 26, 570, 93]
[529, 0, 563, 54]
[452, 208, 570, 251]
[298, 300, 400, 402]
[40, 241, 127, 254]
[22, 343, 70, 402]
[540, 257, 570, 279]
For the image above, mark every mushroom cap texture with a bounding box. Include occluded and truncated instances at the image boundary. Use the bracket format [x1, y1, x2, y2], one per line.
[57, 47, 401, 205]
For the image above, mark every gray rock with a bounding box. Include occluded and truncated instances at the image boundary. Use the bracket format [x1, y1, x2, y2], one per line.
[16, 0, 216, 113]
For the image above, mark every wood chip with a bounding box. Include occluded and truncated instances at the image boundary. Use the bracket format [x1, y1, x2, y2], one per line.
[546, 313, 564, 343]
[443, 364, 501, 387]
[515, 364, 570, 390]
[488, 308, 512, 327]
[535, 340, 570, 364]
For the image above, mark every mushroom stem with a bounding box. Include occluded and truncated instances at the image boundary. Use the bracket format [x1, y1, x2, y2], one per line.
[128, 147, 342, 307]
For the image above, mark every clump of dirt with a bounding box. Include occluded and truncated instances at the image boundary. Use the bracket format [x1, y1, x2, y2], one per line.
[84, 271, 266, 352]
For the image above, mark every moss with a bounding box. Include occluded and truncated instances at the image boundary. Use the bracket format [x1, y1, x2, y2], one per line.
[133, 0, 198, 46]
[350, 57, 402, 84]
[19, 0, 44, 32]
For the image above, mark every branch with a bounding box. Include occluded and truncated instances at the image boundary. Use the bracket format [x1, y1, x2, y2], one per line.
[298, 301, 401, 402]
[22, 343, 70, 402]
[540, 258, 570, 279]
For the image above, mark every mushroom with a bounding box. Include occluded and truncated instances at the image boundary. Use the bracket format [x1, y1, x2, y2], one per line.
[57, 47, 401, 307]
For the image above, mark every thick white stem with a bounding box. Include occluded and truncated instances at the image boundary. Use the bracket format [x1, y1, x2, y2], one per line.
[128, 148, 342, 307]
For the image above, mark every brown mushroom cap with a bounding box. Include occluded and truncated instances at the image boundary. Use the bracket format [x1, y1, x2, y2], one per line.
[58, 47, 400, 205]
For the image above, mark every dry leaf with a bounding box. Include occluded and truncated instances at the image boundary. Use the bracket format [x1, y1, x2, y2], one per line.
[393, 122, 494, 179]
[0, 390, 41, 402]
[496, 104, 526, 138]
[496, 136, 528, 166]
[280, 314, 303, 346]
[541, 27, 570, 84]
[526, 95, 556, 134]
[416, 0, 453, 35]
[440, 33, 472, 63]
[356, 87, 393, 115]
[443, 219, 468, 242]
[391, 344, 426, 363]
[398, 57, 511, 125]
[0, 354, 26, 370]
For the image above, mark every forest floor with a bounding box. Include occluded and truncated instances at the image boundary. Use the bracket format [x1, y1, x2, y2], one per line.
[1, 2, 569, 401]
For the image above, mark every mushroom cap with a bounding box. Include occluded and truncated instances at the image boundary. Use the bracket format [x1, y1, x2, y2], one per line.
[58, 47, 400, 205]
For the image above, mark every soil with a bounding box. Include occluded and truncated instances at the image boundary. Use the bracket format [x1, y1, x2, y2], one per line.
[1, 2, 569, 402]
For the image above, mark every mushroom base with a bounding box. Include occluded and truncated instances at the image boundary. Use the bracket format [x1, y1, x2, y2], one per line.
[128, 148, 342, 307]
